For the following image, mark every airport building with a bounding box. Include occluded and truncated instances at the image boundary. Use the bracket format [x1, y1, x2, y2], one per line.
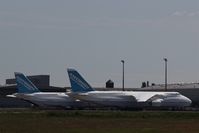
[6, 75, 50, 87]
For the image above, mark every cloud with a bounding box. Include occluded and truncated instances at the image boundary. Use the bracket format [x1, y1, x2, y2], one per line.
[172, 11, 199, 17]
[172, 11, 187, 16]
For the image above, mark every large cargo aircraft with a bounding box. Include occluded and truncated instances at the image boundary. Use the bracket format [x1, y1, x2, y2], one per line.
[67, 68, 192, 109]
[7, 72, 85, 109]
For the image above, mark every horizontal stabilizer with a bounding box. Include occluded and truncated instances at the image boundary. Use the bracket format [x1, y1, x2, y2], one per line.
[6, 94, 17, 98]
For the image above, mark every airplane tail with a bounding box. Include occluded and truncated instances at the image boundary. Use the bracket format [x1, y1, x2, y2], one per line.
[67, 68, 94, 92]
[14, 72, 40, 93]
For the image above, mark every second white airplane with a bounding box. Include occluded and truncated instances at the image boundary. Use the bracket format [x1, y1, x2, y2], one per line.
[67, 68, 192, 109]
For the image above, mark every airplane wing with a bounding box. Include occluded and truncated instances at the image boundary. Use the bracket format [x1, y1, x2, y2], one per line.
[130, 92, 166, 102]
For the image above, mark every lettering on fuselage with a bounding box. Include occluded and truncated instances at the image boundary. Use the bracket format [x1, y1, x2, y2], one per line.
[69, 73, 90, 90]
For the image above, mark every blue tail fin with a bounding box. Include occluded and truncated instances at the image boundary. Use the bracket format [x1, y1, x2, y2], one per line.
[14, 72, 40, 93]
[67, 69, 94, 92]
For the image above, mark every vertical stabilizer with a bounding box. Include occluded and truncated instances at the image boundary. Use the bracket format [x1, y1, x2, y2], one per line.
[67, 69, 94, 92]
[15, 72, 40, 93]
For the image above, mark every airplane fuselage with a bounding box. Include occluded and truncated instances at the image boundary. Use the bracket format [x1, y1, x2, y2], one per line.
[68, 91, 191, 108]
[12, 92, 86, 108]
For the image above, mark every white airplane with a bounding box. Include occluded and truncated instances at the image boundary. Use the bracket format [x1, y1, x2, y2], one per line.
[67, 68, 192, 109]
[7, 72, 86, 109]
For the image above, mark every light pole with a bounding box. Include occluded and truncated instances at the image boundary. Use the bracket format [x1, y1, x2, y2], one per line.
[163, 58, 168, 91]
[121, 60, 125, 91]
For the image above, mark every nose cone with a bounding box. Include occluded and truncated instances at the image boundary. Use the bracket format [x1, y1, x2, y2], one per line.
[181, 96, 192, 107]
[161, 95, 192, 107]
[173, 95, 192, 107]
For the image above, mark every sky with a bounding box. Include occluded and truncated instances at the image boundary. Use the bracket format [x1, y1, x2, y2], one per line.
[1, 0, 199, 88]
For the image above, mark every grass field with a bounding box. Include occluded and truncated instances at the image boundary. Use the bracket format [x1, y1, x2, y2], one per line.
[0, 109, 199, 133]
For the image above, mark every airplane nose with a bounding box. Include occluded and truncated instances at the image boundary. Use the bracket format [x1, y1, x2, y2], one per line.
[182, 96, 192, 107]
[160, 95, 192, 107]
[176, 95, 192, 107]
